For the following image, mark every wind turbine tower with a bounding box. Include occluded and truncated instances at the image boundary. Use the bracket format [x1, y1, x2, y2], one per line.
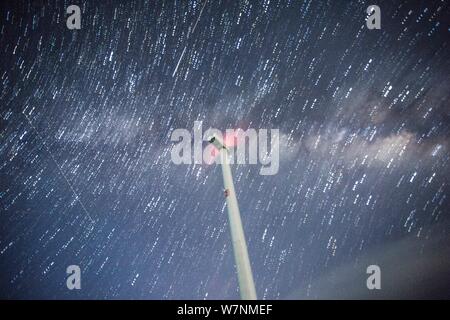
[208, 135, 257, 300]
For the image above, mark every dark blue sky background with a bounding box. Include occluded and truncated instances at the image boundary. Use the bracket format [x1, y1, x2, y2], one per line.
[0, 0, 449, 299]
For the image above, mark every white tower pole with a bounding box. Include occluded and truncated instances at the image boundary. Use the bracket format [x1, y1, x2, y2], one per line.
[209, 136, 257, 300]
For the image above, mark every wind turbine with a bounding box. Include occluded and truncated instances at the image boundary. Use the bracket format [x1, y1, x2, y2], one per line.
[208, 135, 257, 300]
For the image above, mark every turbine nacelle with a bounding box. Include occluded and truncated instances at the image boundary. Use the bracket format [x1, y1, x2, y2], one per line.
[207, 135, 227, 150]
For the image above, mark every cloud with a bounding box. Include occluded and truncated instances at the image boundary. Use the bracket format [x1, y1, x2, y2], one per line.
[56, 112, 155, 148]
[341, 130, 414, 164]
[281, 127, 447, 169]
[285, 225, 450, 299]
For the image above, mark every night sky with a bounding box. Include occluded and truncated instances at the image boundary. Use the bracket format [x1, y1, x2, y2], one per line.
[1, 0, 449, 299]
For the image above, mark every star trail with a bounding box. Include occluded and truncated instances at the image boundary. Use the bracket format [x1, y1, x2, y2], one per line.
[0, 0, 449, 299]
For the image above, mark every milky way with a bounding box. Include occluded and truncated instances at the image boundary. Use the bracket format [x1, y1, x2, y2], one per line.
[1, 0, 449, 299]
